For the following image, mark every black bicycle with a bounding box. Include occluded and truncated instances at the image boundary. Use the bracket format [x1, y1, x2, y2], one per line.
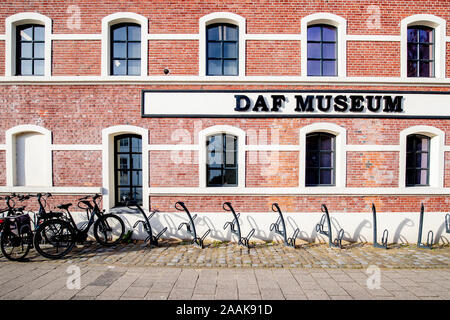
[33, 194, 125, 259]
[0, 194, 32, 261]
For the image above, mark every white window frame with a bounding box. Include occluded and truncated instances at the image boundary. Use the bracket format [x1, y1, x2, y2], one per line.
[301, 12, 347, 77]
[5, 12, 52, 77]
[198, 125, 245, 189]
[101, 12, 148, 77]
[102, 125, 149, 211]
[5, 124, 53, 187]
[199, 12, 246, 77]
[399, 125, 444, 188]
[400, 14, 446, 79]
[299, 122, 346, 188]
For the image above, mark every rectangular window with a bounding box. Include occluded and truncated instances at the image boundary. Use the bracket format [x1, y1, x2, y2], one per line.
[16, 25, 45, 76]
[407, 26, 434, 77]
[406, 135, 430, 186]
[111, 23, 141, 76]
[206, 134, 238, 186]
[305, 133, 335, 186]
[206, 24, 239, 76]
[307, 25, 337, 76]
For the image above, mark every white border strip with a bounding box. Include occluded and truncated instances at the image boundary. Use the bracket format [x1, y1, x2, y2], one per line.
[0, 144, 6, 150]
[0, 186, 101, 194]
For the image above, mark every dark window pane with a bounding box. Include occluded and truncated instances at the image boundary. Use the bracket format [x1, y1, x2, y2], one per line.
[320, 136, 332, 150]
[223, 60, 238, 75]
[34, 26, 45, 41]
[306, 135, 319, 150]
[320, 152, 333, 167]
[224, 26, 238, 41]
[20, 60, 32, 75]
[208, 42, 222, 58]
[21, 42, 32, 58]
[224, 42, 237, 58]
[307, 26, 321, 41]
[223, 169, 237, 185]
[113, 43, 126, 58]
[118, 188, 131, 202]
[33, 60, 44, 75]
[207, 59, 222, 75]
[112, 59, 126, 75]
[127, 60, 141, 75]
[306, 168, 319, 185]
[132, 188, 142, 202]
[419, 28, 432, 43]
[407, 28, 417, 42]
[419, 137, 429, 151]
[322, 60, 336, 76]
[419, 61, 431, 77]
[128, 42, 141, 59]
[20, 27, 33, 41]
[207, 26, 220, 40]
[320, 169, 333, 185]
[322, 43, 336, 59]
[406, 169, 415, 185]
[34, 42, 45, 58]
[307, 42, 321, 58]
[307, 60, 321, 76]
[322, 26, 336, 41]
[207, 169, 222, 185]
[406, 153, 414, 168]
[306, 151, 319, 167]
[112, 26, 126, 41]
[407, 43, 417, 60]
[407, 61, 418, 77]
[127, 25, 141, 41]
[419, 44, 431, 60]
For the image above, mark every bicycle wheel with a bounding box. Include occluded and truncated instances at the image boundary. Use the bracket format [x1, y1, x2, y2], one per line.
[0, 227, 32, 261]
[94, 214, 125, 246]
[33, 219, 75, 259]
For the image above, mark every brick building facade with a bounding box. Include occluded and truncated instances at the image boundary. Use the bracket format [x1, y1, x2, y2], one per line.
[0, 1, 449, 243]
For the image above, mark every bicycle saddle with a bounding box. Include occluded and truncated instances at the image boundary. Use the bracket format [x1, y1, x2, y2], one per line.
[56, 203, 72, 210]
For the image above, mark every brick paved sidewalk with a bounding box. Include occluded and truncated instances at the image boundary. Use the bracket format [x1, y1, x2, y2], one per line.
[2, 240, 448, 269]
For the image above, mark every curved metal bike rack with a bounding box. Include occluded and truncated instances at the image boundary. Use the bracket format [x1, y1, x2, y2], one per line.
[223, 202, 255, 248]
[445, 214, 450, 234]
[129, 200, 167, 247]
[417, 203, 433, 249]
[315, 204, 344, 248]
[175, 201, 210, 249]
[270, 203, 299, 248]
[371, 203, 388, 249]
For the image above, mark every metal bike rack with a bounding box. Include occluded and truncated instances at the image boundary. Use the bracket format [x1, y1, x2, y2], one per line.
[175, 201, 210, 249]
[223, 202, 255, 248]
[315, 204, 344, 248]
[371, 203, 388, 249]
[129, 200, 167, 247]
[270, 203, 299, 248]
[417, 203, 433, 249]
[445, 214, 450, 234]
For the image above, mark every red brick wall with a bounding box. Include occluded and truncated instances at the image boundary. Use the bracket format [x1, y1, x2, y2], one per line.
[447, 42, 450, 78]
[445, 151, 450, 188]
[0, 41, 4, 76]
[52, 41, 101, 76]
[246, 151, 299, 187]
[52, 151, 102, 187]
[0, 151, 5, 186]
[149, 150, 199, 187]
[347, 152, 399, 187]
[148, 40, 198, 76]
[347, 41, 400, 77]
[150, 195, 449, 213]
[246, 41, 301, 76]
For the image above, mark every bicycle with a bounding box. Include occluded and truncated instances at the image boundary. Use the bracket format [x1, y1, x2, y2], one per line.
[0, 194, 32, 261]
[33, 194, 125, 259]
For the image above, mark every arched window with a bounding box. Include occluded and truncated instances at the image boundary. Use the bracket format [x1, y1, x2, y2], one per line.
[307, 25, 337, 76]
[407, 26, 434, 77]
[206, 23, 239, 76]
[110, 23, 141, 75]
[16, 24, 45, 76]
[305, 132, 335, 186]
[206, 133, 238, 186]
[114, 134, 142, 205]
[406, 134, 430, 186]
